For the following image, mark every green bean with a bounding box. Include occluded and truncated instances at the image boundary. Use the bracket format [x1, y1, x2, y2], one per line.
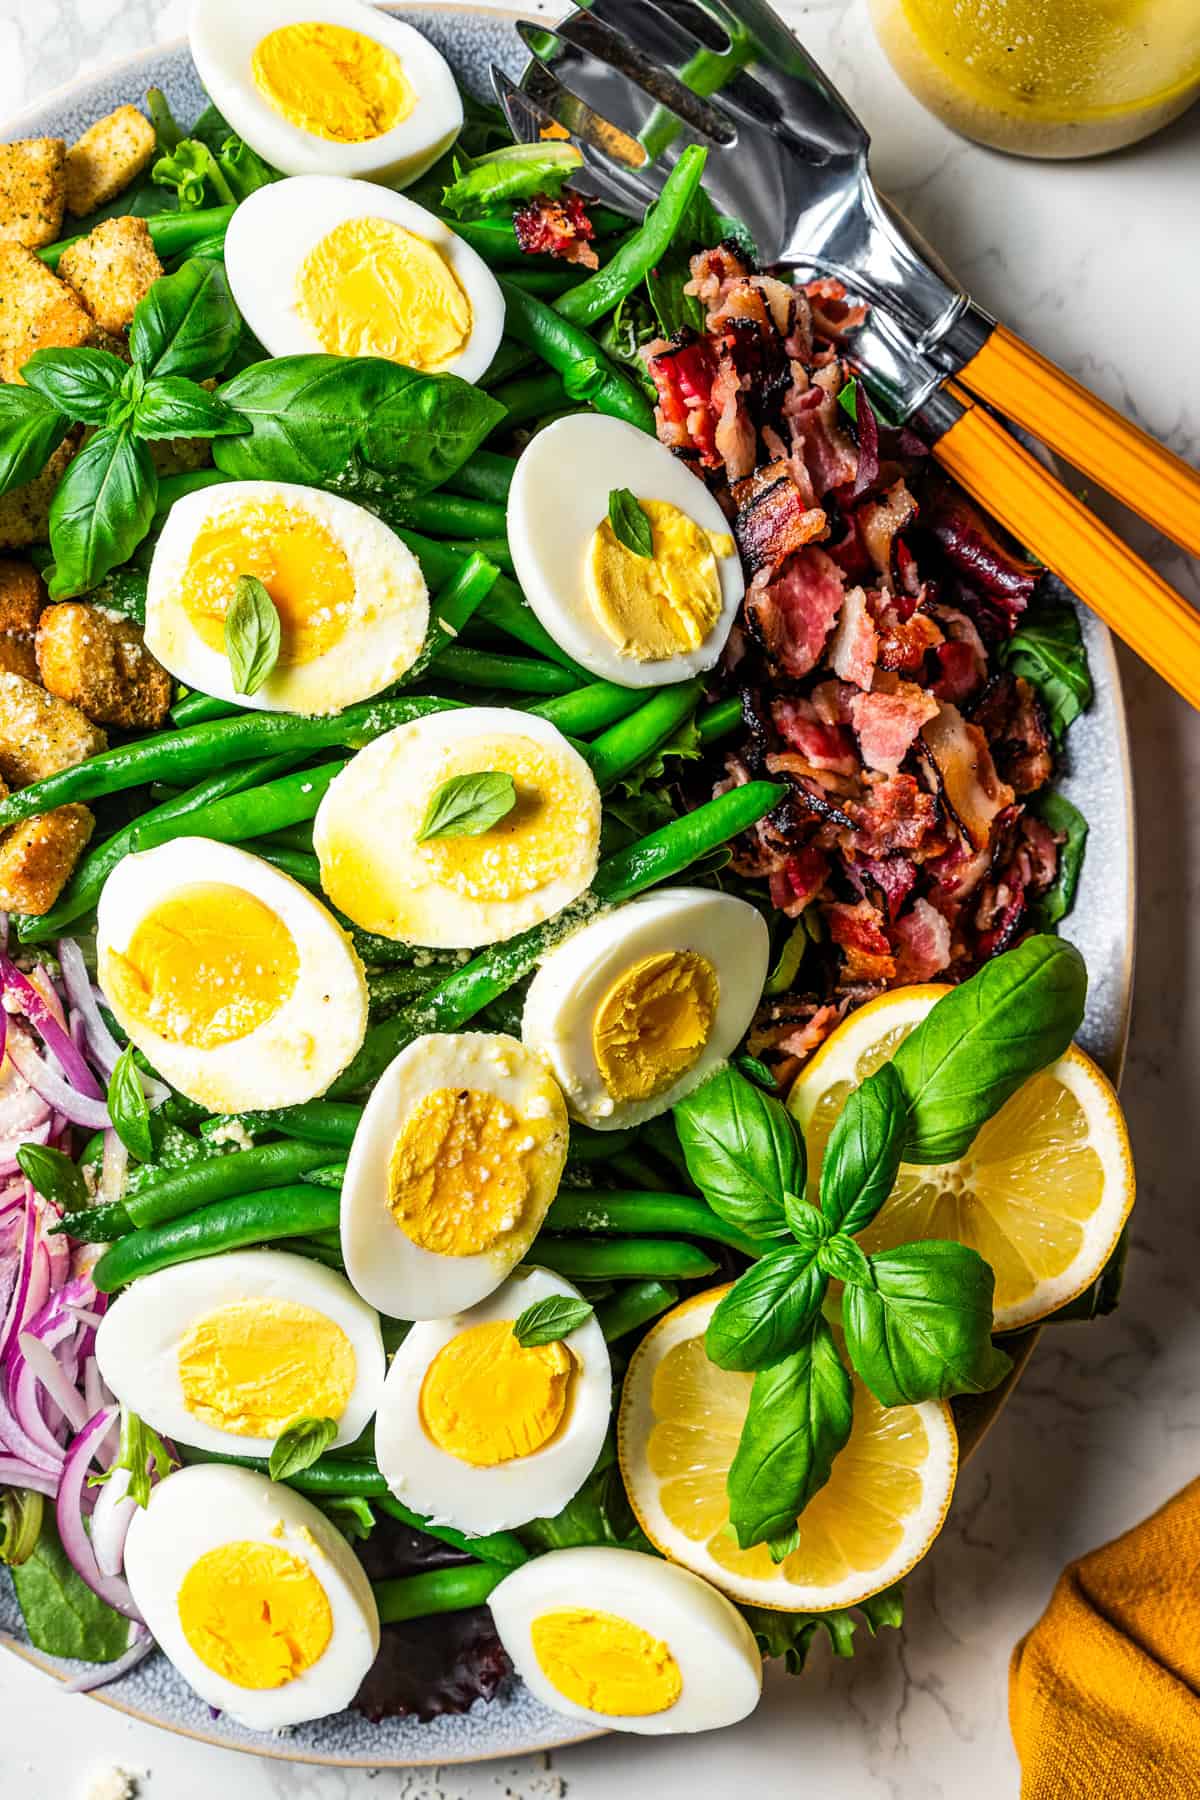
[641, 1115, 694, 1186]
[40, 205, 236, 270]
[203, 1101, 363, 1149]
[182, 1448, 387, 1496]
[555, 146, 707, 329]
[259, 821, 315, 854]
[293, 1238, 346, 1269]
[301, 1168, 346, 1191]
[431, 646, 577, 695]
[50, 1200, 132, 1242]
[170, 691, 239, 728]
[585, 679, 702, 792]
[567, 1126, 644, 1162]
[532, 1236, 717, 1281]
[697, 694, 743, 746]
[374, 1497, 528, 1568]
[389, 528, 586, 679]
[546, 1190, 765, 1258]
[482, 339, 536, 389]
[596, 1280, 679, 1343]
[328, 781, 784, 1095]
[93, 1184, 340, 1292]
[368, 967, 443, 1014]
[507, 263, 588, 299]
[388, 494, 508, 539]
[437, 536, 515, 577]
[256, 846, 322, 889]
[609, 1151, 672, 1192]
[125, 1140, 338, 1230]
[0, 697, 457, 832]
[499, 279, 656, 433]
[444, 451, 515, 504]
[489, 367, 567, 429]
[442, 216, 535, 265]
[529, 682, 645, 737]
[131, 759, 346, 854]
[154, 468, 226, 520]
[374, 1564, 504, 1623]
[406, 551, 501, 683]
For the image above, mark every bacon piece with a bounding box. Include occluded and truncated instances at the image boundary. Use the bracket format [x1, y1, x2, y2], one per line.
[918, 700, 1015, 851]
[826, 898, 896, 984]
[849, 680, 939, 775]
[925, 480, 1039, 626]
[891, 897, 952, 983]
[825, 584, 878, 690]
[771, 695, 859, 774]
[971, 672, 1054, 795]
[711, 353, 757, 483]
[857, 479, 918, 591]
[732, 461, 827, 575]
[848, 852, 918, 921]
[745, 545, 846, 678]
[783, 366, 859, 498]
[686, 245, 754, 313]
[845, 772, 941, 859]
[803, 276, 869, 343]
[930, 604, 988, 702]
[512, 191, 598, 267]
[645, 333, 721, 467]
[768, 845, 830, 917]
[875, 603, 944, 675]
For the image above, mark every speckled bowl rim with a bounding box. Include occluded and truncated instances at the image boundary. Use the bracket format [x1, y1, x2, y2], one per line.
[0, 1, 1135, 1768]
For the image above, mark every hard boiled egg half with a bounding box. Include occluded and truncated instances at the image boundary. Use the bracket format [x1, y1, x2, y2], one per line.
[97, 840, 368, 1113]
[314, 707, 601, 949]
[190, 0, 462, 185]
[490, 1546, 763, 1734]
[95, 1251, 385, 1458]
[341, 1032, 569, 1319]
[508, 415, 745, 688]
[124, 1462, 379, 1729]
[146, 479, 428, 717]
[224, 176, 504, 384]
[522, 888, 770, 1129]
[375, 1266, 610, 1534]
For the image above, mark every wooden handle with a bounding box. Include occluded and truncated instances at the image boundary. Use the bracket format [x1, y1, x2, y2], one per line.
[959, 323, 1200, 558]
[934, 397, 1200, 711]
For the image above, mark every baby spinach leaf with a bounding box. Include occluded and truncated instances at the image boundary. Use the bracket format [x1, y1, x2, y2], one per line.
[817, 1233, 872, 1286]
[15, 1143, 88, 1211]
[442, 142, 582, 219]
[513, 1295, 594, 1348]
[90, 1407, 173, 1508]
[213, 355, 506, 498]
[47, 428, 157, 601]
[608, 487, 654, 558]
[0, 386, 70, 495]
[704, 1244, 827, 1372]
[674, 1065, 803, 1240]
[1000, 600, 1093, 741]
[270, 1415, 339, 1482]
[417, 771, 516, 843]
[133, 377, 249, 440]
[107, 1042, 155, 1163]
[10, 1512, 131, 1663]
[819, 1062, 910, 1237]
[743, 1582, 904, 1675]
[892, 935, 1086, 1165]
[727, 1316, 853, 1549]
[842, 1241, 1012, 1407]
[224, 573, 281, 696]
[21, 347, 125, 424]
[521, 1440, 651, 1554]
[1029, 790, 1089, 927]
[130, 257, 242, 381]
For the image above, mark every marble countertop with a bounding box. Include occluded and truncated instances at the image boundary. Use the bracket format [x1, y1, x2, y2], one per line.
[2, 2, 1199, 1796]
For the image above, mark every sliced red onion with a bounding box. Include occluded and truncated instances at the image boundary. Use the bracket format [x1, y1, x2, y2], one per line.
[0, 1454, 57, 1496]
[99, 1130, 128, 1209]
[0, 1039, 52, 1160]
[0, 1115, 51, 1179]
[90, 1463, 136, 1578]
[0, 955, 103, 1100]
[58, 942, 170, 1109]
[56, 1407, 143, 1621]
[18, 1331, 90, 1433]
[4, 1031, 110, 1130]
[7, 1353, 66, 1466]
[66, 1304, 104, 1331]
[26, 962, 68, 1031]
[64, 1623, 154, 1693]
[0, 1188, 35, 1366]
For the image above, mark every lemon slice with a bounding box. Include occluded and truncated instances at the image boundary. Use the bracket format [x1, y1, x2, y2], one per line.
[788, 986, 1135, 1332]
[617, 1287, 957, 1612]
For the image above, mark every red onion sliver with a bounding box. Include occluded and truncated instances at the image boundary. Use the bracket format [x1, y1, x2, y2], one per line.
[56, 1406, 143, 1621]
[4, 1032, 110, 1130]
[0, 1188, 35, 1366]
[63, 1623, 154, 1693]
[90, 1464, 137, 1578]
[58, 941, 169, 1108]
[18, 1331, 90, 1433]
[0, 1453, 57, 1496]
[7, 1355, 66, 1466]
[0, 955, 103, 1099]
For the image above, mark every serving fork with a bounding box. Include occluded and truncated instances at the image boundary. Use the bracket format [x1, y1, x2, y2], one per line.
[493, 0, 1200, 708]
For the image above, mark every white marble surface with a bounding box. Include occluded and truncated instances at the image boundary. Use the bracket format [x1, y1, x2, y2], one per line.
[2, 3, 1199, 1797]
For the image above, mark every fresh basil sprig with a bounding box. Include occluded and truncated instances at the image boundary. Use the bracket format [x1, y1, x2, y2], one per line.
[726, 1318, 852, 1550]
[0, 386, 70, 492]
[417, 771, 516, 843]
[15, 1143, 88, 1211]
[21, 347, 125, 423]
[225, 574, 281, 695]
[705, 1245, 826, 1374]
[107, 1044, 154, 1163]
[675, 1065, 802, 1240]
[130, 256, 243, 381]
[608, 487, 654, 559]
[269, 1415, 338, 1482]
[842, 1242, 1011, 1407]
[513, 1296, 595, 1348]
[818, 1063, 909, 1236]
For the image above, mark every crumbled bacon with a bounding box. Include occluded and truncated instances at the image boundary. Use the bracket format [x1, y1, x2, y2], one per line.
[732, 461, 827, 575]
[826, 584, 878, 690]
[844, 772, 941, 859]
[875, 604, 944, 675]
[768, 846, 830, 917]
[826, 899, 896, 984]
[857, 480, 918, 591]
[746, 546, 845, 678]
[512, 190, 598, 267]
[891, 897, 952, 982]
[771, 696, 859, 775]
[849, 680, 939, 775]
[848, 852, 918, 922]
[970, 672, 1054, 795]
[645, 333, 720, 467]
[923, 480, 1039, 628]
[918, 701, 1015, 850]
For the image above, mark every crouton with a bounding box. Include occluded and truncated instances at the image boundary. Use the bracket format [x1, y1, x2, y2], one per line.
[0, 802, 93, 914]
[0, 242, 95, 383]
[0, 138, 67, 249]
[37, 600, 172, 730]
[0, 668, 106, 787]
[0, 558, 44, 678]
[0, 435, 78, 551]
[64, 106, 156, 217]
[57, 214, 163, 335]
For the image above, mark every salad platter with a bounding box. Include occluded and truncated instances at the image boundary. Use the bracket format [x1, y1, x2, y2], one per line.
[0, 0, 1134, 1770]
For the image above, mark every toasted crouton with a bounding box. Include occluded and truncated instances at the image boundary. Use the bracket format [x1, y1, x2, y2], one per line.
[0, 242, 95, 383]
[0, 435, 78, 551]
[58, 215, 163, 335]
[0, 668, 106, 788]
[64, 106, 156, 217]
[0, 138, 67, 249]
[0, 558, 44, 679]
[0, 803, 93, 914]
[37, 600, 173, 730]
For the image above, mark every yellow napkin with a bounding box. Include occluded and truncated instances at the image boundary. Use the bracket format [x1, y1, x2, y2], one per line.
[1010, 1476, 1200, 1797]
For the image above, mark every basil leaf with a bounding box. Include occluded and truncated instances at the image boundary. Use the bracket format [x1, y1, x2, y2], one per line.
[442, 141, 582, 219]
[10, 1511, 131, 1663]
[608, 487, 654, 559]
[1029, 790, 1089, 927]
[107, 1043, 154, 1163]
[893, 935, 1086, 1165]
[90, 1407, 172, 1509]
[735, 1054, 777, 1091]
[999, 600, 1092, 742]
[0, 385, 70, 495]
[767, 1525, 801, 1564]
[16, 1143, 88, 1211]
[269, 1414, 339, 1482]
[817, 1233, 872, 1286]
[21, 347, 126, 423]
[819, 1063, 909, 1236]
[674, 1065, 802, 1238]
[705, 1245, 827, 1372]
[47, 428, 157, 601]
[130, 257, 242, 380]
[213, 355, 505, 499]
[133, 377, 250, 441]
[417, 770, 516, 843]
[783, 1191, 829, 1250]
[225, 573, 281, 695]
[843, 1241, 1012, 1407]
[513, 1295, 595, 1348]
[727, 1316, 853, 1549]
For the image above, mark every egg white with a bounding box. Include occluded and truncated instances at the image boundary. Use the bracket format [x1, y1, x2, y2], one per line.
[123, 1462, 380, 1730]
[189, 0, 463, 185]
[146, 479, 429, 717]
[94, 1251, 385, 1459]
[522, 888, 770, 1129]
[507, 415, 746, 688]
[340, 1032, 569, 1320]
[489, 1546, 763, 1734]
[374, 1265, 611, 1535]
[96, 839, 368, 1114]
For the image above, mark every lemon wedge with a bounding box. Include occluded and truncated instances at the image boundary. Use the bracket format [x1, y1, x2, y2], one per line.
[617, 1288, 958, 1612]
[788, 986, 1135, 1332]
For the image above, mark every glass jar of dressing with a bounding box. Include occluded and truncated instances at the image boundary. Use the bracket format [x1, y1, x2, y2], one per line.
[868, 0, 1200, 157]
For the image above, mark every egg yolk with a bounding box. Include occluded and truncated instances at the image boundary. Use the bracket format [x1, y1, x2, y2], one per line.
[296, 217, 472, 371]
[177, 1541, 332, 1690]
[585, 500, 731, 662]
[387, 1085, 551, 1255]
[251, 22, 415, 143]
[102, 883, 299, 1050]
[177, 1299, 357, 1438]
[179, 499, 355, 668]
[593, 950, 719, 1103]
[419, 1318, 573, 1465]
[531, 1609, 683, 1716]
